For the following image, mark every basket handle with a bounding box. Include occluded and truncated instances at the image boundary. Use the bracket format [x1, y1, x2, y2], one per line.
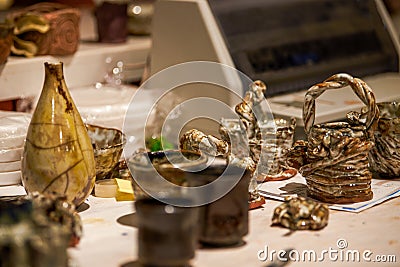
[303, 73, 378, 135]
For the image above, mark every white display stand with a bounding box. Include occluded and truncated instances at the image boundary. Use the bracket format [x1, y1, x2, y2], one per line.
[0, 36, 151, 101]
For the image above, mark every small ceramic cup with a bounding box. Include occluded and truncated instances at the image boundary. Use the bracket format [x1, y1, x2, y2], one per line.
[135, 197, 198, 267]
[185, 157, 251, 247]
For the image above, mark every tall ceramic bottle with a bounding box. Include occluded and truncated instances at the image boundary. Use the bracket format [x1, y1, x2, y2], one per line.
[22, 62, 96, 206]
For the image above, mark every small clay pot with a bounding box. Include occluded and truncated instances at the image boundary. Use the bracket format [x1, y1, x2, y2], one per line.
[95, 1, 128, 43]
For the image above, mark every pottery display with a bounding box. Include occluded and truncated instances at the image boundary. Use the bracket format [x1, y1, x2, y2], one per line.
[180, 80, 297, 208]
[22, 62, 96, 207]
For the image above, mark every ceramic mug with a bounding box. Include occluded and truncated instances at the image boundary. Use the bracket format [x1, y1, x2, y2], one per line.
[185, 157, 251, 247]
[135, 197, 198, 267]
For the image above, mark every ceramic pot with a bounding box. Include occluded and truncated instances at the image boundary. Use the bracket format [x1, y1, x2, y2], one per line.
[135, 197, 198, 267]
[185, 157, 251, 247]
[22, 62, 96, 207]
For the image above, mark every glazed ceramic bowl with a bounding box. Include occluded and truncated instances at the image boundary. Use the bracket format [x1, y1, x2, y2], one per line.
[86, 124, 126, 180]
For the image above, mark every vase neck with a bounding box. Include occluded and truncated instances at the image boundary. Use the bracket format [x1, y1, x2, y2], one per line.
[45, 62, 64, 81]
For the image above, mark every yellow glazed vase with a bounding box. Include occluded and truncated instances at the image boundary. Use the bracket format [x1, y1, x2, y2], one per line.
[22, 62, 96, 206]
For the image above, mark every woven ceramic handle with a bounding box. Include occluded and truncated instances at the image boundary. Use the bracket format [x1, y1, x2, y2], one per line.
[303, 73, 378, 134]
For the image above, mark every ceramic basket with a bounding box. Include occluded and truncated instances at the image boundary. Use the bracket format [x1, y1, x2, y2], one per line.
[300, 73, 379, 204]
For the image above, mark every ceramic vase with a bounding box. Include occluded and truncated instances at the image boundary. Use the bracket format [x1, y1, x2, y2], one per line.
[22, 62, 96, 206]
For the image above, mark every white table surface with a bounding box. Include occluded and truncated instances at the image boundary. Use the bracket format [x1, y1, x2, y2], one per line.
[1, 181, 399, 267]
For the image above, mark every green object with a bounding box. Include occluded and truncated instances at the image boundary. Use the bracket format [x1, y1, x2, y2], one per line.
[146, 136, 174, 152]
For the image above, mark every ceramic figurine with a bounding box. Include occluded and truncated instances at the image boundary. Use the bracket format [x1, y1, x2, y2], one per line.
[22, 62, 96, 207]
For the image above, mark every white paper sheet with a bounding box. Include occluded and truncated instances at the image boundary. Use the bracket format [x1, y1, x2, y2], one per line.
[258, 174, 400, 213]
